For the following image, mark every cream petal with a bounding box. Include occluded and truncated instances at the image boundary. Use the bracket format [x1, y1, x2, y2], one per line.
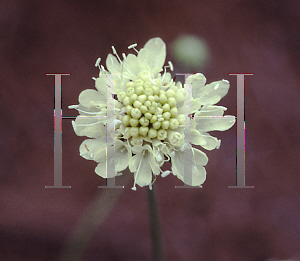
[192, 147, 208, 166]
[124, 54, 140, 78]
[79, 138, 104, 160]
[199, 133, 220, 150]
[171, 150, 207, 186]
[190, 129, 207, 146]
[73, 116, 106, 138]
[129, 154, 142, 172]
[138, 37, 166, 72]
[106, 53, 122, 74]
[78, 89, 106, 107]
[194, 115, 236, 132]
[195, 105, 227, 116]
[187, 73, 207, 98]
[134, 152, 153, 187]
[198, 80, 230, 105]
[95, 161, 115, 178]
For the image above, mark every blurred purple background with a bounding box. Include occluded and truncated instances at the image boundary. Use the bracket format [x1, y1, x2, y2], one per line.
[1, 0, 300, 260]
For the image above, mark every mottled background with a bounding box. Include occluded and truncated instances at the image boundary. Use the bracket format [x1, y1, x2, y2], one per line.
[1, 0, 300, 260]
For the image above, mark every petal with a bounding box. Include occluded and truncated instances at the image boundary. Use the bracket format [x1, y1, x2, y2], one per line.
[199, 133, 220, 150]
[194, 115, 236, 132]
[195, 105, 227, 116]
[106, 53, 121, 74]
[198, 79, 230, 105]
[95, 161, 115, 178]
[73, 116, 106, 138]
[190, 129, 207, 146]
[192, 147, 208, 166]
[187, 73, 207, 98]
[170, 148, 207, 186]
[123, 54, 140, 79]
[79, 138, 104, 160]
[78, 89, 106, 107]
[134, 152, 153, 187]
[129, 154, 142, 172]
[138, 37, 166, 72]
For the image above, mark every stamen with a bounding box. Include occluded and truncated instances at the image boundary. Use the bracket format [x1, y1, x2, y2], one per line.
[168, 61, 174, 71]
[149, 78, 156, 85]
[128, 43, 137, 49]
[68, 105, 78, 109]
[95, 58, 101, 67]
[112, 46, 123, 64]
[132, 152, 144, 191]
[101, 65, 107, 72]
[161, 170, 171, 178]
[122, 53, 127, 61]
[92, 77, 97, 81]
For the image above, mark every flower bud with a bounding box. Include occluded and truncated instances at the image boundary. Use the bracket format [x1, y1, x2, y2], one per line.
[144, 100, 152, 107]
[130, 93, 138, 103]
[145, 112, 152, 119]
[139, 117, 149, 127]
[167, 131, 184, 146]
[155, 107, 163, 116]
[133, 100, 142, 108]
[135, 79, 144, 87]
[123, 96, 131, 106]
[157, 129, 167, 140]
[126, 87, 135, 96]
[129, 118, 139, 127]
[177, 114, 186, 125]
[138, 94, 147, 104]
[140, 105, 148, 114]
[150, 115, 158, 123]
[148, 95, 155, 102]
[161, 120, 170, 129]
[152, 121, 161, 129]
[135, 86, 144, 95]
[130, 127, 139, 137]
[152, 101, 158, 108]
[139, 126, 149, 136]
[131, 136, 143, 146]
[148, 128, 157, 139]
[125, 105, 133, 115]
[122, 115, 130, 127]
[162, 103, 170, 112]
[144, 87, 153, 96]
[144, 82, 152, 89]
[166, 89, 175, 98]
[152, 86, 159, 95]
[168, 97, 176, 107]
[162, 112, 171, 120]
[148, 106, 156, 114]
[159, 93, 168, 105]
[131, 108, 142, 119]
[138, 71, 151, 82]
[169, 118, 179, 129]
[170, 107, 178, 117]
[117, 91, 126, 102]
[175, 89, 185, 103]
[126, 81, 135, 88]
[124, 127, 131, 139]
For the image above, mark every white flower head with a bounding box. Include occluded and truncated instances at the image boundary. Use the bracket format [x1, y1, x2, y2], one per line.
[69, 37, 236, 190]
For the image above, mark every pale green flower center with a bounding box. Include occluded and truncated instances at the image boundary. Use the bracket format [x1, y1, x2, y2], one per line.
[117, 70, 183, 142]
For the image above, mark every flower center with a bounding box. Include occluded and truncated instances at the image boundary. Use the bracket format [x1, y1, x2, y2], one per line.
[117, 71, 181, 141]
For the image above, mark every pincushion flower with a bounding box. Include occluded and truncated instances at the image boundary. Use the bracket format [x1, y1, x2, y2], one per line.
[69, 37, 235, 190]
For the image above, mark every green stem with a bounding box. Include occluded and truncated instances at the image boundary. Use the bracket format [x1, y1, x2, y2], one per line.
[147, 186, 164, 261]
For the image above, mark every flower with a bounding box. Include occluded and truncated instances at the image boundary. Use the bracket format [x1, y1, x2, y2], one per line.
[69, 37, 235, 190]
